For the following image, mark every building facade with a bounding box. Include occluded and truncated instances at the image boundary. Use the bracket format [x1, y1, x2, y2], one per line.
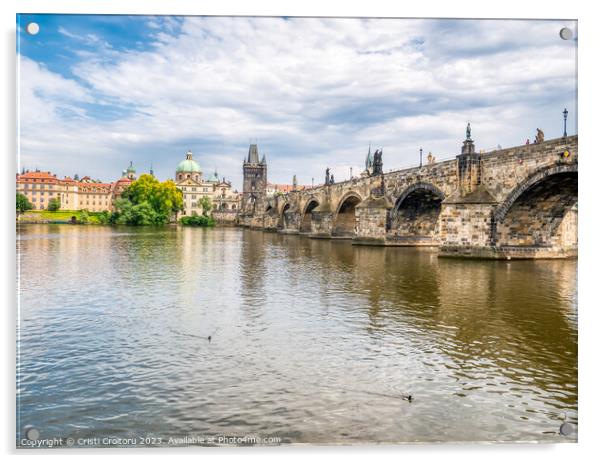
[174, 150, 240, 216]
[17, 153, 241, 217]
[16, 163, 137, 212]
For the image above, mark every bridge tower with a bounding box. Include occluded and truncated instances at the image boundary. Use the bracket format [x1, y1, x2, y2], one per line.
[242, 143, 267, 213]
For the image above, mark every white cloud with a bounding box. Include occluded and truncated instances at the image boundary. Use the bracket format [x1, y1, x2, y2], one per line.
[18, 17, 577, 187]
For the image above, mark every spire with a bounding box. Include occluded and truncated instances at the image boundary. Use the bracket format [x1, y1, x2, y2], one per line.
[247, 144, 259, 163]
[261, 153, 266, 164]
[150, 163, 154, 177]
[365, 142, 374, 172]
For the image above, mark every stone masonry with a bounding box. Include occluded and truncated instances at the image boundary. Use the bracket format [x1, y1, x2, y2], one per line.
[238, 134, 578, 259]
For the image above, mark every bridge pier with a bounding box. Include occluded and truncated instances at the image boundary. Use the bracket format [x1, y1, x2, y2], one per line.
[352, 196, 392, 246]
[438, 188, 498, 257]
[309, 208, 334, 239]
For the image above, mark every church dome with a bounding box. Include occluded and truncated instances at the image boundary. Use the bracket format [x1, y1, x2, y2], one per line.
[176, 150, 202, 173]
[208, 170, 220, 182]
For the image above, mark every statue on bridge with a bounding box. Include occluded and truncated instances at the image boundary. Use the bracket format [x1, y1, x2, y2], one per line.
[330, 173, 334, 184]
[535, 128, 544, 144]
[466, 122, 472, 140]
[372, 149, 383, 176]
[325, 167, 331, 185]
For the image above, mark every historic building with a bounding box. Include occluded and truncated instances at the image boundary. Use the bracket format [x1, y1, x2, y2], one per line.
[16, 162, 138, 212]
[17, 153, 241, 217]
[174, 150, 240, 216]
[242, 144, 267, 213]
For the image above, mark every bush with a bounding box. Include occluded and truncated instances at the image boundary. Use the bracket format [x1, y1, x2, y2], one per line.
[180, 214, 216, 227]
[47, 197, 61, 211]
[78, 209, 90, 224]
[97, 211, 111, 225]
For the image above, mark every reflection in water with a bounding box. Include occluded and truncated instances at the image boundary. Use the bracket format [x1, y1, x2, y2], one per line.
[17, 225, 577, 445]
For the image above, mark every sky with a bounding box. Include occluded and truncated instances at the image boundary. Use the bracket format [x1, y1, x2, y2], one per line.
[16, 15, 577, 189]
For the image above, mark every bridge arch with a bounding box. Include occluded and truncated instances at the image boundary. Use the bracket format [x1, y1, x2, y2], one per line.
[494, 163, 577, 249]
[300, 197, 320, 233]
[389, 182, 445, 244]
[278, 202, 292, 229]
[332, 191, 363, 237]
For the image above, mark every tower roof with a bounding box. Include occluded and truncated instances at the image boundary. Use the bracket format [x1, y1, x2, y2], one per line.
[247, 144, 260, 163]
[365, 144, 373, 171]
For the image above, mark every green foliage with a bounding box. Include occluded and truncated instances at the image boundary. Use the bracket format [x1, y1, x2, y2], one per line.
[122, 174, 183, 217]
[197, 195, 213, 215]
[97, 210, 111, 225]
[78, 209, 90, 224]
[112, 199, 165, 226]
[16, 193, 33, 214]
[180, 214, 216, 227]
[112, 174, 184, 226]
[47, 197, 61, 211]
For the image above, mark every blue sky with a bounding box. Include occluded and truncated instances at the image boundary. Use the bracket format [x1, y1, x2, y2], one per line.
[17, 15, 577, 189]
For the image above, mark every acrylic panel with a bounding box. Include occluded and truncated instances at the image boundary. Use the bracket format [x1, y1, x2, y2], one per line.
[16, 15, 578, 448]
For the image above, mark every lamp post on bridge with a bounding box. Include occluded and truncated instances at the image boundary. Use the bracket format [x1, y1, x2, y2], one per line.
[563, 108, 568, 138]
[419, 147, 423, 168]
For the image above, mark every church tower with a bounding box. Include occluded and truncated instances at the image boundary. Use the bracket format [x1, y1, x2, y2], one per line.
[242, 143, 267, 211]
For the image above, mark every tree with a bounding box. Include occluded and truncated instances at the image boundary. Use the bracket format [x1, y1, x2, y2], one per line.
[121, 174, 183, 221]
[47, 197, 61, 211]
[16, 193, 33, 214]
[113, 174, 183, 226]
[198, 196, 213, 216]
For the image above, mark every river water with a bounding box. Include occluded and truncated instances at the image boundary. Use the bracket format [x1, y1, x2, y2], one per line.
[16, 224, 578, 446]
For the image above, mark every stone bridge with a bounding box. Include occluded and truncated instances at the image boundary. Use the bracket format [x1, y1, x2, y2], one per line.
[239, 134, 577, 259]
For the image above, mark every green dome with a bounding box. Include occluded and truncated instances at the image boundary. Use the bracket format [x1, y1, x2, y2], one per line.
[126, 161, 136, 173]
[176, 151, 202, 173]
[208, 170, 220, 182]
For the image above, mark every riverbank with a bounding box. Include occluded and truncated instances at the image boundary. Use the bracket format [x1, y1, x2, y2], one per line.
[17, 210, 238, 227]
[17, 210, 106, 225]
